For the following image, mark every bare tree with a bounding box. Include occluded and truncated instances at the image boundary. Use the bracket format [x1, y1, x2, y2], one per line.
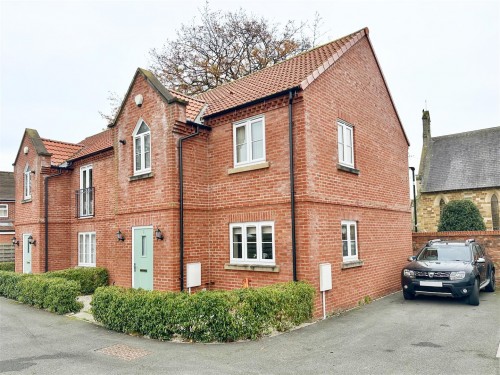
[99, 5, 323, 121]
[98, 91, 124, 124]
[148, 4, 318, 95]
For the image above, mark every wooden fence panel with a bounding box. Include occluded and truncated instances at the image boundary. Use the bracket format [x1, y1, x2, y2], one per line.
[0, 244, 15, 262]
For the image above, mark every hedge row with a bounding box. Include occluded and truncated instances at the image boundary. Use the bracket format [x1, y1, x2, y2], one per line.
[45, 267, 108, 294]
[0, 271, 82, 314]
[92, 281, 315, 342]
[0, 262, 15, 272]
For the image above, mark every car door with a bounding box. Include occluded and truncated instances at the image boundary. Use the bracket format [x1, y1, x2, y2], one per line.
[473, 245, 487, 283]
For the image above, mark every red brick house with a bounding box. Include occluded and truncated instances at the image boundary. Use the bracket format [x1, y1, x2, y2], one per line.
[13, 28, 411, 315]
[0, 171, 15, 261]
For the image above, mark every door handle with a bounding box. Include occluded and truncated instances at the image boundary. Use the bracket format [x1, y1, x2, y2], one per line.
[134, 263, 136, 272]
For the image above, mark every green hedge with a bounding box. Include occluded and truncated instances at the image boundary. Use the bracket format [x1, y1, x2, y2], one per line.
[0, 271, 28, 299]
[0, 271, 82, 314]
[0, 262, 15, 272]
[92, 281, 315, 342]
[45, 267, 108, 294]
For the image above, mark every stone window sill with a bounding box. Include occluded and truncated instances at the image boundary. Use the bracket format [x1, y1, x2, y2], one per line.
[129, 172, 154, 181]
[224, 263, 280, 273]
[77, 215, 94, 220]
[21, 199, 32, 204]
[341, 260, 364, 269]
[228, 161, 270, 175]
[337, 164, 360, 175]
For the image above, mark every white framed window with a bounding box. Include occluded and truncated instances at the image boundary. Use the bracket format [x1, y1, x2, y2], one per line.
[132, 119, 151, 175]
[78, 232, 96, 267]
[233, 115, 265, 167]
[79, 165, 93, 217]
[230, 222, 274, 264]
[337, 120, 354, 167]
[0, 204, 7, 217]
[24, 164, 31, 199]
[341, 220, 358, 261]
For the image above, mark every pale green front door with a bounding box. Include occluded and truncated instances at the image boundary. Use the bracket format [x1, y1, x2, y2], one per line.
[23, 234, 32, 274]
[132, 227, 153, 290]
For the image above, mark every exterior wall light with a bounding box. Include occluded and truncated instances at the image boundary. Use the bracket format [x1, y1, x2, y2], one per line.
[155, 228, 164, 241]
[116, 230, 125, 242]
[12, 236, 19, 246]
[135, 94, 144, 107]
[28, 235, 36, 245]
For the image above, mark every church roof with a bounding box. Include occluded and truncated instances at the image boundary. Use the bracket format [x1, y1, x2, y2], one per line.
[421, 126, 500, 192]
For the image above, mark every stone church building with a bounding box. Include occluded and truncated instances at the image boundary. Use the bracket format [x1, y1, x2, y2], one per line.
[416, 110, 500, 232]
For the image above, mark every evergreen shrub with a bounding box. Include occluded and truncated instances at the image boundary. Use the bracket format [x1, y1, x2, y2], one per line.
[92, 281, 315, 342]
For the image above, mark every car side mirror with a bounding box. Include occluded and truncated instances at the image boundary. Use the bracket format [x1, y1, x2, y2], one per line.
[408, 256, 416, 261]
[476, 257, 485, 264]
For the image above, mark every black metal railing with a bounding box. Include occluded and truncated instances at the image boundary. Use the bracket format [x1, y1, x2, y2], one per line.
[75, 187, 95, 218]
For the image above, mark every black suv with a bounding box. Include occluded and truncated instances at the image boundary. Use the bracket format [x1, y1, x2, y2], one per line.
[401, 239, 496, 305]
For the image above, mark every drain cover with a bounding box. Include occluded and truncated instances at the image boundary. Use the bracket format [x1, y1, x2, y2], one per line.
[95, 344, 151, 361]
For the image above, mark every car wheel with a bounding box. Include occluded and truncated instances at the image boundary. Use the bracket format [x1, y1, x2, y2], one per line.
[467, 279, 480, 306]
[403, 290, 415, 300]
[485, 269, 495, 292]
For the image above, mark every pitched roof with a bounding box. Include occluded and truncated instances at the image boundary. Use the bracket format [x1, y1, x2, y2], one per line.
[421, 126, 500, 193]
[0, 172, 15, 201]
[169, 89, 206, 122]
[196, 28, 368, 116]
[109, 68, 187, 127]
[68, 129, 113, 162]
[41, 139, 83, 166]
[13, 129, 51, 166]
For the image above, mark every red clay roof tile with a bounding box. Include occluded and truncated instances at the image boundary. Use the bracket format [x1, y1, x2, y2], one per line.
[169, 89, 206, 122]
[196, 28, 367, 116]
[68, 129, 113, 161]
[41, 139, 83, 166]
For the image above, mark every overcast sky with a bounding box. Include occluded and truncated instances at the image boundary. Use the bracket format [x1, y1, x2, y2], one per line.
[1, 0, 499, 174]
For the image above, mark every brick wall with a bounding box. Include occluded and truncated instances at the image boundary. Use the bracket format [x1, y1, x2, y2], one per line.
[12, 35, 412, 318]
[294, 36, 412, 314]
[14, 133, 48, 274]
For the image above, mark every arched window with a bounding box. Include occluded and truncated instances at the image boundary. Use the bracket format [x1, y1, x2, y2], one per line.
[439, 199, 446, 216]
[133, 120, 151, 175]
[492, 194, 499, 230]
[24, 164, 31, 200]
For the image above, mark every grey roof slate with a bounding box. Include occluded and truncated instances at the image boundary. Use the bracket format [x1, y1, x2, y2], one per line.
[421, 126, 500, 193]
[0, 172, 14, 201]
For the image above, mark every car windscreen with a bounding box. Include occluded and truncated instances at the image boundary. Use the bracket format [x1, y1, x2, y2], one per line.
[417, 246, 472, 262]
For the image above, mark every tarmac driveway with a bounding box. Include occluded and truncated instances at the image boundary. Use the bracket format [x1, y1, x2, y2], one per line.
[1, 291, 499, 374]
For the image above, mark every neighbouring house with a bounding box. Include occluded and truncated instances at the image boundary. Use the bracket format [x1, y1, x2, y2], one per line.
[0, 171, 15, 262]
[416, 110, 500, 232]
[12, 27, 411, 315]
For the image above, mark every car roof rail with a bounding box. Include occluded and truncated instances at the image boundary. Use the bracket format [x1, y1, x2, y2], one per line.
[427, 239, 441, 245]
[465, 238, 475, 245]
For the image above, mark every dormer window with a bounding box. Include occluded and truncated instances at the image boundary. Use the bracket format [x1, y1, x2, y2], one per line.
[24, 164, 31, 200]
[133, 119, 151, 175]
